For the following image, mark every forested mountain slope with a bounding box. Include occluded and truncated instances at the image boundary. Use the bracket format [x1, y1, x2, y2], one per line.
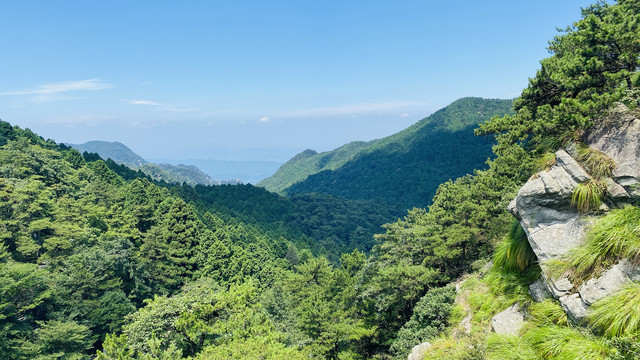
[257, 141, 374, 194]
[409, 1, 640, 358]
[261, 97, 514, 210]
[0, 122, 319, 358]
[172, 183, 398, 262]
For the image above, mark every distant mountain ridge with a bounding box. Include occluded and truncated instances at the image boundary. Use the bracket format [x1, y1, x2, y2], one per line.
[68, 140, 148, 167]
[259, 97, 515, 210]
[68, 140, 221, 186]
[148, 159, 283, 184]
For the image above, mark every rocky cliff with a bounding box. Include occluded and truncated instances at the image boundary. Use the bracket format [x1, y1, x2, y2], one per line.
[509, 104, 640, 323]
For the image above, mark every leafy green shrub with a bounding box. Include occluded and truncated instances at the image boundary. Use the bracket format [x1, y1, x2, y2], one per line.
[494, 220, 537, 272]
[588, 282, 640, 338]
[571, 179, 603, 213]
[390, 285, 457, 357]
[575, 145, 616, 180]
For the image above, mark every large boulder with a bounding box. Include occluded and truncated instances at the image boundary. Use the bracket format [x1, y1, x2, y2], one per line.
[509, 105, 640, 322]
[508, 149, 593, 264]
[491, 303, 525, 336]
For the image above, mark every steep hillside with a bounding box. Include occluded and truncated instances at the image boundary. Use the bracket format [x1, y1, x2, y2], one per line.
[278, 97, 514, 209]
[258, 141, 374, 193]
[401, 2, 640, 358]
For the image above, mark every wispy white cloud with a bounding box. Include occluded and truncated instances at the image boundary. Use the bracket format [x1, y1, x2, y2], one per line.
[0, 79, 112, 103]
[259, 116, 270, 123]
[124, 99, 161, 106]
[167, 107, 197, 112]
[0, 79, 112, 96]
[400, 113, 409, 117]
[279, 101, 425, 118]
[123, 99, 196, 113]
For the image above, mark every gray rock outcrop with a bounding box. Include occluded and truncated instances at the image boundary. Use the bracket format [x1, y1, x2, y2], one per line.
[585, 104, 640, 201]
[491, 303, 525, 336]
[459, 314, 472, 336]
[508, 149, 593, 264]
[509, 105, 640, 323]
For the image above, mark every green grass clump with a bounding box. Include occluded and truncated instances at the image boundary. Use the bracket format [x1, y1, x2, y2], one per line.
[549, 206, 640, 281]
[527, 300, 568, 327]
[571, 179, 603, 213]
[525, 325, 613, 360]
[575, 145, 616, 180]
[494, 220, 537, 272]
[422, 334, 486, 360]
[486, 334, 537, 360]
[588, 282, 640, 338]
[464, 267, 537, 324]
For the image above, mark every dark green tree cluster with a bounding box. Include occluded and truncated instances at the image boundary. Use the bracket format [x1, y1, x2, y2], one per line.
[0, 124, 310, 359]
[477, 0, 640, 152]
[171, 183, 399, 262]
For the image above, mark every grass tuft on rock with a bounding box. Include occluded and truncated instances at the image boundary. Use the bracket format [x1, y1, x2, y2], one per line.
[494, 220, 537, 273]
[486, 334, 537, 360]
[534, 152, 557, 172]
[575, 145, 616, 180]
[588, 282, 640, 338]
[549, 206, 640, 281]
[571, 179, 603, 213]
[527, 300, 568, 327]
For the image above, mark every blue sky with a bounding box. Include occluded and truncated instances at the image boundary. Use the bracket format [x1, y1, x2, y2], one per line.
[1, 0, 596, 161]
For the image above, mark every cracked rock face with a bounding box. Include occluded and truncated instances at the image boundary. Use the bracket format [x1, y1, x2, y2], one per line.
[559, 293, 589, 323]
[508, 149, 593, 264]
[509, 105, 640, 324]
[585, 104, 640, 201]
